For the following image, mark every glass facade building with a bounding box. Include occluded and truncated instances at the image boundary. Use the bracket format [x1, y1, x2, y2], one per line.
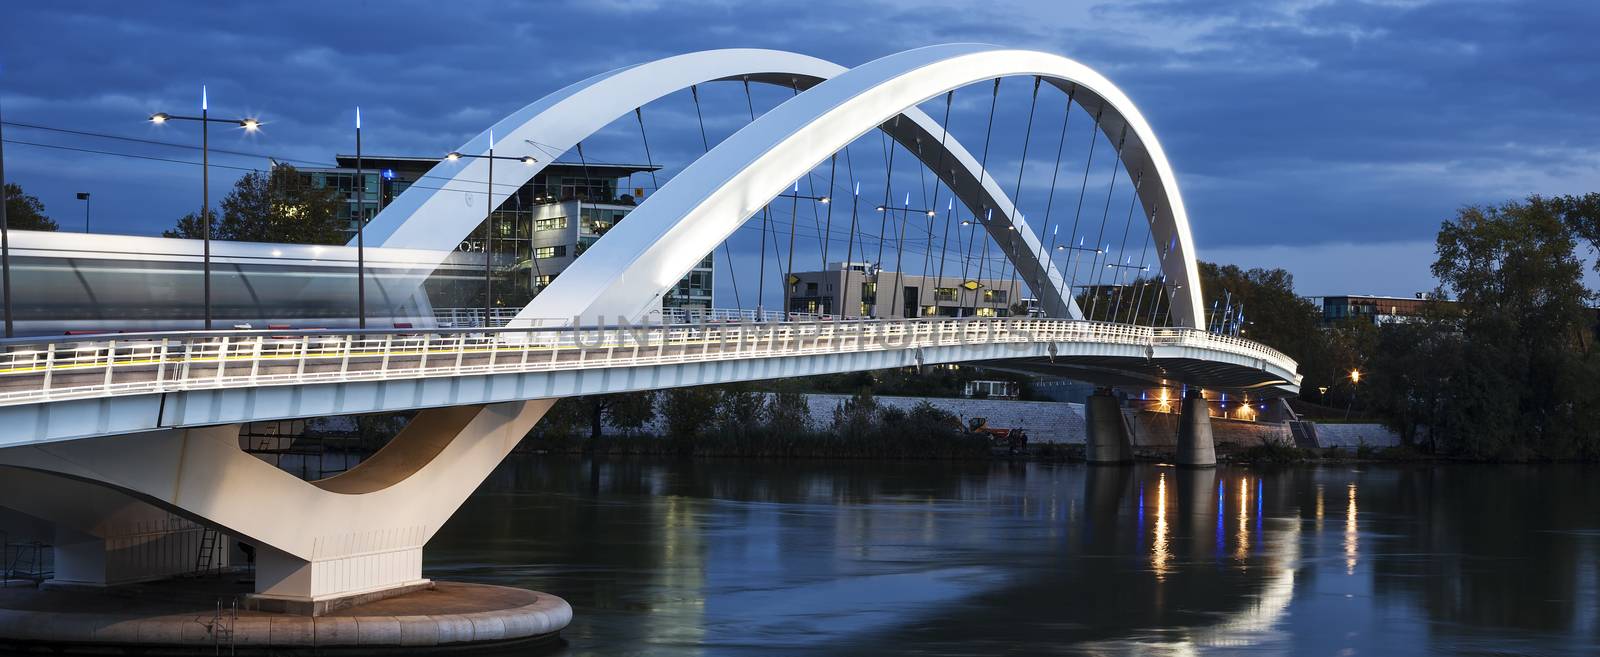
[299, 156, 714, 313]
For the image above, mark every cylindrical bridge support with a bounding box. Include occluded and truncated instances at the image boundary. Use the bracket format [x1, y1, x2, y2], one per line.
[1176, 388, 1216, 467]
[1084, 388, 1133, 464]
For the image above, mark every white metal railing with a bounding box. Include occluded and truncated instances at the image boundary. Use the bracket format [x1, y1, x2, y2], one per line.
[0, 318, 1300, 408]
[432, 306, 821, 327]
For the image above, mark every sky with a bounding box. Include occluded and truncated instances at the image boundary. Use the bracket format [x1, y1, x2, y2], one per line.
[1, 0, 1596, 299]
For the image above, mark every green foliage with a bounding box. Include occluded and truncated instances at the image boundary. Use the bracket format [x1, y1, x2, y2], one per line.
[1238, 441, 1312, 463]
[3, 183, 58, 231]
[1361, 194, 1600, 460]
[662, 387, 720, 439]
[164, 165, 344, 244]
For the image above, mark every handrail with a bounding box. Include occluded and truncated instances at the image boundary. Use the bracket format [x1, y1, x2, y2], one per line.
[0, 317, 1300, 408]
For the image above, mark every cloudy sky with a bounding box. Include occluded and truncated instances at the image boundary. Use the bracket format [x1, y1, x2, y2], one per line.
[2, 0, 1596, 298]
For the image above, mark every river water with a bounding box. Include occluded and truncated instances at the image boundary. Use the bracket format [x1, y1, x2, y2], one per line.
[428, 457, 1600, 656]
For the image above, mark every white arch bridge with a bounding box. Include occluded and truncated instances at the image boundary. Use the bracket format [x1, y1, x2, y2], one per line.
[0, 45, 1298, 628]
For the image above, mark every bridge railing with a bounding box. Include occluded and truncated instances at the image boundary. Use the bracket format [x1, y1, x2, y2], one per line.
[0, 318, 1298, 407]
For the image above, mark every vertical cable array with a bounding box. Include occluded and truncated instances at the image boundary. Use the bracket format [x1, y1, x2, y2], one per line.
[962, 78, 1002, 316]
[1085, 127, 1129, 321]
[1003, 77, 1042, 317]
[690, 84, 741, 309]
[1064, 109, 1104, 313]
[1031, 85, 1076, 315]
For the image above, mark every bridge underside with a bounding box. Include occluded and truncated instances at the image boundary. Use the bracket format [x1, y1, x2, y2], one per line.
[984, 356, 1299, 398]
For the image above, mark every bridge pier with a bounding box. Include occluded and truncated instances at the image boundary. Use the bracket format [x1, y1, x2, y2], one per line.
[0, 399, 573, 649]
[1177, 388, 1217, 467]
[0, 468, 224, 587]
[1084, 388, 1133, 464]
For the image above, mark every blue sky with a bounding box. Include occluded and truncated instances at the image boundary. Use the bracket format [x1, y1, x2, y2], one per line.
[2, 0, 1596, 297]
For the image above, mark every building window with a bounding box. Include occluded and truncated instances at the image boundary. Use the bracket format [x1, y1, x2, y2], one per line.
[923, 305, 939, 316]
[982, 289, 1008, 303]
[535, 245, 567, 259]
[935, 287, 957, 301]
[534, 274, 555, 288]
[975, 307, 997, 317]
[861, 282, 877, 304]
[535, 217, 568, 232]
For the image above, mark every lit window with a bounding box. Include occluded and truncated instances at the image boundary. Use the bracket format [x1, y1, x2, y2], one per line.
[535, 245, 567, 259]
[535, 217, 568, 232]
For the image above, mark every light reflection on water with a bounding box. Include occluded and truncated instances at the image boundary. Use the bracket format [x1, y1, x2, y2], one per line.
[427, 458, 1600, 656]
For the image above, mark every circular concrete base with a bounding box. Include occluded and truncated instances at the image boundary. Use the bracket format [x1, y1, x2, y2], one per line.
[0, 581, 570, 654]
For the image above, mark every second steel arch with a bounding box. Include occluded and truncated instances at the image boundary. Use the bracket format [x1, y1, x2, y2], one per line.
[517, 44, 1206, 328]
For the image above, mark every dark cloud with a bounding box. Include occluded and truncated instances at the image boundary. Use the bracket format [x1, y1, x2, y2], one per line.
[1, 0, 1594, 295]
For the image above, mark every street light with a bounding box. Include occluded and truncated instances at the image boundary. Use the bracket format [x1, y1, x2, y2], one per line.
[0, 90, 11, 338]
[149, 85, 262, 329]
[76, 192, 90, 232]
[444, 135, 537, 327]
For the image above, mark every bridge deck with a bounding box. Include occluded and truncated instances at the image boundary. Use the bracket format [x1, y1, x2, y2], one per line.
[0, 318, 1297, 410]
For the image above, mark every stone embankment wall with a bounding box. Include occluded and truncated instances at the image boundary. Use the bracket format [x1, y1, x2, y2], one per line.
[604, 393, 1090, 443]
[601, 393, 1328, 447]
[1312, 423, 1402, 448]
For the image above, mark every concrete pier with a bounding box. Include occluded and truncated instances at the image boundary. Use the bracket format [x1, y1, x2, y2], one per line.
[1177, 389, 1217, 467]
[0, 580, 569, 653]
[1084, 389, 1133, 464]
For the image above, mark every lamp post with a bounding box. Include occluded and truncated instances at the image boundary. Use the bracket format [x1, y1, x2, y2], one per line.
[445, 138, 535, 327]
[150, 86, 260, 329]
[0, 91, 11, 338]
[76, 192, 90, 232]
[354, 107, 365, 328]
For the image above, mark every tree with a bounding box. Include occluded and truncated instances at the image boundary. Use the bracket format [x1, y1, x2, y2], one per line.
[164, 165, 344, 244]
[3, 183, 58, 231]
[662, 387, 719, 439]
[1415, 195, 1598, 458]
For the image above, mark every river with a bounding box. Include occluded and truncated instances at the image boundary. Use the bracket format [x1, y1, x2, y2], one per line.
[428, 457, 1600, 656]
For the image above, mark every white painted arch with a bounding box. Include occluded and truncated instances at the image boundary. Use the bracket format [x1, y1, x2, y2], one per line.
[360, 48, 1091, 322]
[514, 44, 1205, 328]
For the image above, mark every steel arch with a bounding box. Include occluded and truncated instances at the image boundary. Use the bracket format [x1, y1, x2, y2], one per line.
[515, 44, 1205, 328]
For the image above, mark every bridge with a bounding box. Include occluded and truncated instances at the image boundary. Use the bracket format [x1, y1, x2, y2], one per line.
[0, 44, 1298, 639]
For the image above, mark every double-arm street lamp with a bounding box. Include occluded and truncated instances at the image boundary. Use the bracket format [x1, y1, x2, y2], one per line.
[150, 86, 260, 329]
[444, 137, 536, 327]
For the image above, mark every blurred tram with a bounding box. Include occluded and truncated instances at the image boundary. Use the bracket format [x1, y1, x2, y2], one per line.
[2, 230, 481, 336]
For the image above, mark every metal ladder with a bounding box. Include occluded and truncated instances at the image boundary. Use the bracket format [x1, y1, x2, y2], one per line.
[195, 528, 220, 575]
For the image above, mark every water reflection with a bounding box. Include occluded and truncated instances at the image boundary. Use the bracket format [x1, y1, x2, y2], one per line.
[427, 459, 1600, 656]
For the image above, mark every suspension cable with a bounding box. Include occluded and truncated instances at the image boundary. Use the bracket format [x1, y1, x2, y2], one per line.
[741, 78, 775, 313]
[820, 154, 837, 273]
[873, 120, 897, 317]
[1122, 208, 1157, 324]
[843, 148, 862, 318]
[790, 79, 829, 281]
[928, 91, 956, 309]
[1032, 85, 1076, 314]
[971, 78, 1002, 315]
[1085, 127, 1130, 321]
[1063, 108, 1104, 309]
[691, 84, 741, 309]
[1107, 171, 1145, 322]
[1003, 77, 1042, 316]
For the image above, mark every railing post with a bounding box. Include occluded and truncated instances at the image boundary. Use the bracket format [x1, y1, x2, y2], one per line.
[248, 336, 263, 383]
[379, 333, 393, 374]
[453, 333, 466, 375]
[101, 340, 117, 391]
[295, 336, 309, 380]
[154, 338, 169, 392]
[41, 344, 56, 398]
[340, 334, 352, 376]
[214, 337, 230, 385]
